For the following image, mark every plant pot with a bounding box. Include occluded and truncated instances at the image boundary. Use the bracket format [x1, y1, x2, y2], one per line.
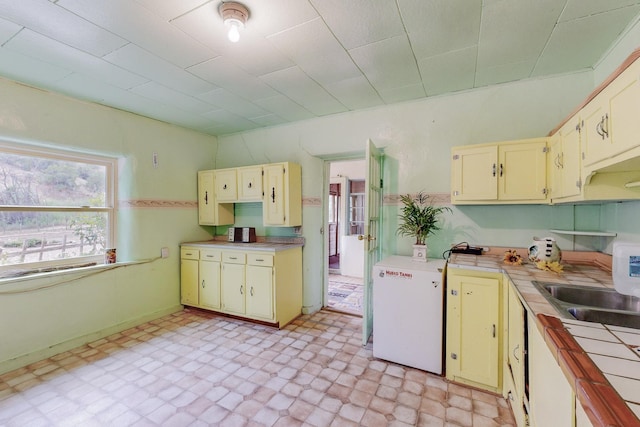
[412, 244, 428, 262]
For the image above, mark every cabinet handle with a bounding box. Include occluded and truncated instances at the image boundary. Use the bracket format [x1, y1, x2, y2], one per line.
[248, 182, 252, 188]
[492, 324, 496, 338]
[492, 163, 496, 177]
[250, 286, 254, 296]
[513, 344, 520, 362]
[202, 279, 205, 288]
[271, 187, 276, 203]
[229, 256, 237, 260]
[499, 163, 503, 177]
[255, 258, 264, 262]
[240, 285, 243, 295]
[223, 184, 227, 189]
[602, 113, 609, 138]
[204, 191, 208, 204]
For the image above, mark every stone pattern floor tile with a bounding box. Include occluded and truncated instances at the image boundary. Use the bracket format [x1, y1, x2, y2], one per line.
[0, 309, 516, 426]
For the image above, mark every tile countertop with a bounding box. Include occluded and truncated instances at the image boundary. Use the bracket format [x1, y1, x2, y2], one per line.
[181, 237, 304, 252]
[448, 250, 640, 426]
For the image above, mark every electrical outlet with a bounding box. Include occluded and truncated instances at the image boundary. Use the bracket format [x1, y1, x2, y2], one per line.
[161, 247, 169, 258]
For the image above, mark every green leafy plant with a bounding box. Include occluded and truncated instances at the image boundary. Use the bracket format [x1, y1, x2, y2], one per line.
[397, 191, 451, 245]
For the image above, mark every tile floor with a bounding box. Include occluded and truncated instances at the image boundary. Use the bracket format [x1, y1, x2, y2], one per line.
[327, 275, 363, 315]
[0, 309, 515, 426]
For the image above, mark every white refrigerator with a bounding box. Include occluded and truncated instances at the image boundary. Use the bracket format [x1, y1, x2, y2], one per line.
[372, 256, 446, 374]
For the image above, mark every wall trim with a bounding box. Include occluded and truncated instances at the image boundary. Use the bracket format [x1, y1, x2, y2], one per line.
[119, 199, 197, 208]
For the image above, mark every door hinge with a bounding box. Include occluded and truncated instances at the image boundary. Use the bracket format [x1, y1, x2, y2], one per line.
[542, 146, 549, 153]
[542, 188, 548, 195]
[452, 154, 460, 160]
[380, 178, 383, 188]
[576, 180, 582, 189]
[450, 289, 458, 296]
[450, 353, 458, 360]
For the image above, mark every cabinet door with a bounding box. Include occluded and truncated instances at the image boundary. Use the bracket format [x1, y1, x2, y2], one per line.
[451, 145, 498, 201]
[198, 170, 215, 225]
[508, 284, 525, 400]
[199, 260, 221, 310]
[180, 258, 199, 306]
[608, 62, 640, 159]
[215, 169, 238, 202]
[447, 274, 500, 389]
[528, 313, 574, 427]
[246, 265, 274, 320]
[221, 263, 245, 314]
[498, 140, 547, 201]
[238, 166, 263, 201]
[263, 164, 286, 225]
[559, 119, 582, 198]
[581, 95, 611, 167]
[548, 135, 563, 200]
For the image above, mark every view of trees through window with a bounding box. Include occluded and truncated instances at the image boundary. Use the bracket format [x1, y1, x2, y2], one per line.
[0, 150, 110, 266]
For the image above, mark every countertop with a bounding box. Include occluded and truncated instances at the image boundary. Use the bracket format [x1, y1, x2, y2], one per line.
[181, 237, 304, 252]
[448, 251, 640, 426]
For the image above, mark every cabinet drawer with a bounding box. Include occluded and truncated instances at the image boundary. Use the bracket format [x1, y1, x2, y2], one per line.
[200, 249, 221, 261]
[181, 248, 199, 260]
[222, 252, 246, 264]
[247, 253, 274, 267]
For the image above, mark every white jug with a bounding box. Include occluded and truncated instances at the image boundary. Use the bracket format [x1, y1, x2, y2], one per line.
[528, 237, 561, 263]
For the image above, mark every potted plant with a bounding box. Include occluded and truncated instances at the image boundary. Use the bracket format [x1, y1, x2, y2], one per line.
[397, 191, 451, 261]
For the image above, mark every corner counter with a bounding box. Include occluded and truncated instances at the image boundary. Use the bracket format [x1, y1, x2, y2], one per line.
[448, 251, 640, 426]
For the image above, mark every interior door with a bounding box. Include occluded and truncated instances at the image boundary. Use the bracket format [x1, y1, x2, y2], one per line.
[362, 139, 383, 346]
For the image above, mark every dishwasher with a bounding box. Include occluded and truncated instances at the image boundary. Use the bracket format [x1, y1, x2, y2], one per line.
[372, 256, 446, 374]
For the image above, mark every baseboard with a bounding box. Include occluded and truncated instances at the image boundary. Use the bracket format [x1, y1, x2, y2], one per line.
[302, 303, 322, 315]
[0, 304, 183, 375]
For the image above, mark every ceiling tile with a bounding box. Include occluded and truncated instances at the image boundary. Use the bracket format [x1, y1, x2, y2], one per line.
[349, 35, 421, 92]
[104, 44, 217, 96]
[267, 17, 362, 85]
[324, 76, 384, 110]
[534, 6, 640, 76]
[260, 66, 348, 116]
[131, 81, 216, 114]
[418, 46, 477, 96]
[0, 0, 127, 56]
[0, 47, 71, 86]
[377, 83, 426, 104]
[57, 0, 215, 67]
[187, 56, 279, 100]
[309, 0, 405, 49]
[0, 16, 21, 43]
[236, 0, 319, 37]
[201, 109, 262, 134]
[197, 88, 269, 119]
[252, 95, 315, 122]
[5, 29, 148, 90]
[400, 0, 481, 59]
[133, 0, 210, 21]
[249, 114, 287, 127]
[477, 0, 564, 69]
[560, 0, 640, 21]
[475, 59, 537, 87]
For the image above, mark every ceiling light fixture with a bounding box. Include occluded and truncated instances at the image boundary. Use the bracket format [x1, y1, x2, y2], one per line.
[219, 1, 249, 43]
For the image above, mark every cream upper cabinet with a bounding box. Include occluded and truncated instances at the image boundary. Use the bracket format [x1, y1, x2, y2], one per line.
[238, 166, 263, 201]
[263, 162, 302, 226]
[214, 169, 238, 202]
[582, 59, 640, 169]
[452, 138, 548, 204]
[446, 269, 502, 392]
[549, 117, 582, 201]
[198, 170, 234, 226]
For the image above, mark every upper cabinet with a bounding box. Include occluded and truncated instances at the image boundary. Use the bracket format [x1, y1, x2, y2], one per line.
[548, 116, 582, 201]
[198, 162, 302, 227]
[451, 138, 548, 204]
[263, 162, 302, 226]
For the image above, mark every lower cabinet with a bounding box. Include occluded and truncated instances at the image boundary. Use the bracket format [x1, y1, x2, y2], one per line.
[181, 245, 302, 327]
[505, 281, 529, 427]
[446, 269, 503, 392]
[527, 311, 575, 427]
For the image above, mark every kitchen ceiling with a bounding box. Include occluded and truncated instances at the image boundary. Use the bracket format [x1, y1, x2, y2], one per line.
[1, 1, 639, 137]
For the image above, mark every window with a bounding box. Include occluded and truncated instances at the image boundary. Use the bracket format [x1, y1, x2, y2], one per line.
[0, 142, 116, 272]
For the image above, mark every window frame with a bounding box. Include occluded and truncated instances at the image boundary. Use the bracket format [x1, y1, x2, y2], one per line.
[0, 141, 117, 272]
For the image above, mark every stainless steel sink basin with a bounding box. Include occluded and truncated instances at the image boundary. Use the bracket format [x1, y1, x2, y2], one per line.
[532, 281, 640, 328]
[542, 283, 640, 311]
[567, 307, 640, 329]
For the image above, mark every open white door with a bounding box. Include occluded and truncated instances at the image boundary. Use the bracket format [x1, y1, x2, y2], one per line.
[362, 139, 383, 346]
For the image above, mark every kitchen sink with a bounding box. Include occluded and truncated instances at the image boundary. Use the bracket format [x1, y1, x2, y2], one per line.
[542, 283, 640, 312]
[532, 281, 640, 328]
[567, 307, 640, 329]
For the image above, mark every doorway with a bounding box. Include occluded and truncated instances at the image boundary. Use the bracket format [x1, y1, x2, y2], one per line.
[326, 159, 366, 315]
